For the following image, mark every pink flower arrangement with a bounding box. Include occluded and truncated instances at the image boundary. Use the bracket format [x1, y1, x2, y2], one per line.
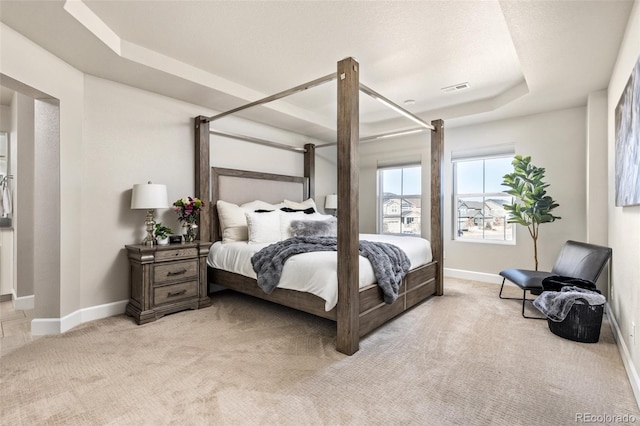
[173, 196, 204, 224]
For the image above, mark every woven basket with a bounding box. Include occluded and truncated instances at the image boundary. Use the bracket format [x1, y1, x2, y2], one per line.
[547, 302, 604, 343]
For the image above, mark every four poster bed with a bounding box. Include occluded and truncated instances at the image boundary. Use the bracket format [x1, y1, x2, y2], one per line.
[194, 58, 444, 355]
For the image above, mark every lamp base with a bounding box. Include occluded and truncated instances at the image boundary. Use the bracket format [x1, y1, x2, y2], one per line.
[142, 209, 156, 246]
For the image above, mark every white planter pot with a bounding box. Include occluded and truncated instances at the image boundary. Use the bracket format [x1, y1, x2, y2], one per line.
[156, 237, 169, 246]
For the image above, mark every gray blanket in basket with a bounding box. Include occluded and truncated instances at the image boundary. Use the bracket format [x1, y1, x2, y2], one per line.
[251, 236, 411, 304]
[533, 286, 606, 322]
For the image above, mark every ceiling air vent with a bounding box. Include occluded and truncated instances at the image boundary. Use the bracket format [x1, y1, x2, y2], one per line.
[441, 82, 470, 93]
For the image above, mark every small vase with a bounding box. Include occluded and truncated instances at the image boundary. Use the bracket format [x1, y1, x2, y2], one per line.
[183, 222, 198, 242]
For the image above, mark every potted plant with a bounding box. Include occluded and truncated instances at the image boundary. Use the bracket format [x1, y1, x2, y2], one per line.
[154, 223, 173, 246]
[502, 155, 561, 271]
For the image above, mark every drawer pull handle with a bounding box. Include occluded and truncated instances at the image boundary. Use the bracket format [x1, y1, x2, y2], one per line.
[167, 268, 187, 277]
[167, 289, 187, 297]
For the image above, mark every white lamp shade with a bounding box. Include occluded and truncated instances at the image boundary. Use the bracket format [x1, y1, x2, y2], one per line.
[131, 183, 169, 209]
[325, 194, 338, 210]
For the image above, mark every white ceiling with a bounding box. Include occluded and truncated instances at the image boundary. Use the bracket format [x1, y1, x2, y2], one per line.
[0, 0, 633, 141]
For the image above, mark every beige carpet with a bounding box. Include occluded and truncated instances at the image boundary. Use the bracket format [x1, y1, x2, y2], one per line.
[1, 278, 638, 425]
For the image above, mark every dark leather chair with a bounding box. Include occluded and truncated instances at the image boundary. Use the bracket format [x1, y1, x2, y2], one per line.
[499, 240, 612, 319]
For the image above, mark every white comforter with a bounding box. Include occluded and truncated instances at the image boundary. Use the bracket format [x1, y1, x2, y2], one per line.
[207, 234, 432, 311]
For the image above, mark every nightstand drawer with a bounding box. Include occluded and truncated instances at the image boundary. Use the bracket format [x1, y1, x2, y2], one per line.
[153, 281, 198, 306]
[155, 248, 198, 262]
[153, 260, 198, 284]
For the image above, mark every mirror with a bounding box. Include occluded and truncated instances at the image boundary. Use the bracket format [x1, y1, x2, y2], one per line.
[0, 131, 7, 178]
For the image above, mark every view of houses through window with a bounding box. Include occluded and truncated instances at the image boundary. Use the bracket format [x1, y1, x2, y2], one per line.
[453, 155, 514, 242]
[379, 165, 421, 236]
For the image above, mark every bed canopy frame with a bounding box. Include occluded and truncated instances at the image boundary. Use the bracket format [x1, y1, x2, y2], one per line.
[194, 57, 443, 355]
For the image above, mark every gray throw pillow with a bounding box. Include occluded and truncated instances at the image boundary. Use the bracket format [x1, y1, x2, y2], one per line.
[290, 218, 337, 237]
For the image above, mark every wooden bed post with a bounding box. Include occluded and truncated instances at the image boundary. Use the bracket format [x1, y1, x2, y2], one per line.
[430, 119, 444, 296]
[336, 57, 360, 355]
[195, 116, 211, 243]
[304, 143, 315, 200]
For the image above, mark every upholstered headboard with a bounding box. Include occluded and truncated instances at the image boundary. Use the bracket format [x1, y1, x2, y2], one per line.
[210, 167, 309, 241]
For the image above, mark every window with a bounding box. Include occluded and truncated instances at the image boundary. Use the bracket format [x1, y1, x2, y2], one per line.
[453, 152, 514, 243]
[378, 165, 421, 236]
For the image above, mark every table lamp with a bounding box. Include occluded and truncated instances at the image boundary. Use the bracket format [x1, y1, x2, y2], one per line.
[325, 194, 337, 216]
[131, 181, 169, 245]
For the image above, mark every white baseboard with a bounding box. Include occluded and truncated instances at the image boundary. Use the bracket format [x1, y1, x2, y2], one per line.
[30, 317, 62, 335]
[445, 268, 503, 284]
[606, 303, 640, 410]
[13, 293, 34, 311]
[31, 299, 128, 336]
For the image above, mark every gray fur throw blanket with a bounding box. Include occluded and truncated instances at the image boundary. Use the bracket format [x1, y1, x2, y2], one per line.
[533, 286, 606, 322]
[251, 236, 411, 304]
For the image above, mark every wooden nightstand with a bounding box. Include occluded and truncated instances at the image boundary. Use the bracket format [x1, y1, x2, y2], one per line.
[125, 241, 212, 324]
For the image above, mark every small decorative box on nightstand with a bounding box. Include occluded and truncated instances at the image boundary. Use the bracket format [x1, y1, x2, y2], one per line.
[124, 241, 212, 325]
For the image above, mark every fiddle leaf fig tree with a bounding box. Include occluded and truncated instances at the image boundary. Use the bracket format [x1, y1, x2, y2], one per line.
[502, 155, 561, 271]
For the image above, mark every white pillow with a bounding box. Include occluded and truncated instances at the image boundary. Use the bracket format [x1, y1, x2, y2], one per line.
[217, 199, 285, 243]
[284, 198, 317, 211]
[280, 211, 334, 239]
[216, 200, 248, 243]
[245, 211, 281, 244]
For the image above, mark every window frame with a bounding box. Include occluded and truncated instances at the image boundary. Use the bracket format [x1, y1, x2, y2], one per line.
[377, 163, 422, 237]
[452, 153, 515, 245]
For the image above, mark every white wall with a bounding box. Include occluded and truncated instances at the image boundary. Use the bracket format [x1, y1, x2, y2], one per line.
[0, 105, 10, 132]
[607, 0, 640, 404]
[34, 99, 61, 317]
[12, 92, 35, 301]
[586, 90, 609, 248]
[0, 229, 13, 296]
[586, 90, 610, 295]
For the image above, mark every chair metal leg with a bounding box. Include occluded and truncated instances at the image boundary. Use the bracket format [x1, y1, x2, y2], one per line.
[521, 289, 546, 320]
[499, 278, 520, 300]
[499, 278, 546, 320]
[499, 278, 507, 298]
[499, 278, 527, 300]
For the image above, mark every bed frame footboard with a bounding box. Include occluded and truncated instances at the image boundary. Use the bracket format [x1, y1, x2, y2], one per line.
[209, 260, 438, 339]
[209, 267, 335, 320]
[357, 262, 437, 336]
